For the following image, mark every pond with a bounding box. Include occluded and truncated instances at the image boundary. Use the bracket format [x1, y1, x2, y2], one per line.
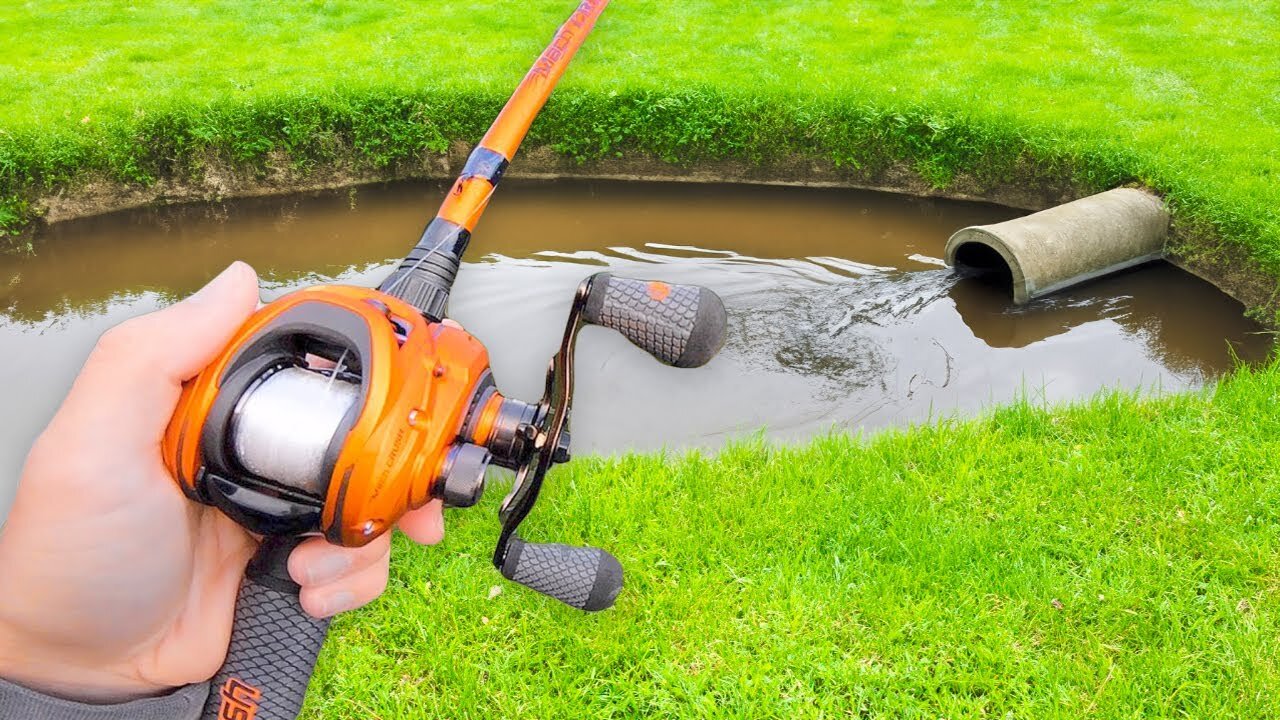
[0, 179, 1270, 520]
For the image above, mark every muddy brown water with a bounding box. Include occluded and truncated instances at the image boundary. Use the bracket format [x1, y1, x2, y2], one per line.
[1, 180, 1272, 520]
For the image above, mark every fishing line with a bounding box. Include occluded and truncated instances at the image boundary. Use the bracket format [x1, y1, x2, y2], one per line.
[231, 367, 360, 496]
[382, 181, 499, 296]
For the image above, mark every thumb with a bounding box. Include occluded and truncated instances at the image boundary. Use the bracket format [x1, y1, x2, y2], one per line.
[134, 261, 262, 381]
[61, 262, 260, 441]
[91, 261, 260, 383]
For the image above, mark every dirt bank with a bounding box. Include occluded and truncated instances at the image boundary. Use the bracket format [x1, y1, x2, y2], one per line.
[16, 143, 1276, 323]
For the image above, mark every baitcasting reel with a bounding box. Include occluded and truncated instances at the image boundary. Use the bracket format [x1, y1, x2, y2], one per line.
[157, 4, 728, 718]
[164, 272, 726, 611]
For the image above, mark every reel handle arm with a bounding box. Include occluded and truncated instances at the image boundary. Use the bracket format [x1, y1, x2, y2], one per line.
[581, 273, 727, 368]
[487, 272, 724, 612]
[499, 535, 623, 612]
[201, 537, 330, 720]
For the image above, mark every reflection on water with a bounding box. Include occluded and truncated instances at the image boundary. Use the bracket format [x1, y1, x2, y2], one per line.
[1, 179, 1272, 521]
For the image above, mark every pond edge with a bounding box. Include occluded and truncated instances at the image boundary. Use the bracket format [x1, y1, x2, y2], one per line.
[12, 141, 1275, 324]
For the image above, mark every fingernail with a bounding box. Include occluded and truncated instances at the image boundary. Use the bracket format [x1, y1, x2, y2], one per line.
[320, 591, 357, 617]
[188, 262, 248, 305]
[306, 553, 352, 585]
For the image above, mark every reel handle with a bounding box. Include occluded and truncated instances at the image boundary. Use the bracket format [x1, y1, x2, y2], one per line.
[500, 536, 623, 612]
[202, 537, 329, 720]
[582, 273, 727, 368]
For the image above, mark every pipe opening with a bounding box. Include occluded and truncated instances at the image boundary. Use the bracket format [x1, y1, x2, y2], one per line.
[952, 241, 1013, 289]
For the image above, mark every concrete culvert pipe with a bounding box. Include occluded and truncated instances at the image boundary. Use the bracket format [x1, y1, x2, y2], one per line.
[944, 188, 1171, 304]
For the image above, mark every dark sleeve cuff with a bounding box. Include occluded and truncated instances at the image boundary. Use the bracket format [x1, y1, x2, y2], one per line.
[0, 676, 210, 720]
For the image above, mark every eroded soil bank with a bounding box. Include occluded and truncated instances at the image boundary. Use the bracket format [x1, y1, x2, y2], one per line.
[20, 143, 1269, 322]
[3, 178, 1267, 471]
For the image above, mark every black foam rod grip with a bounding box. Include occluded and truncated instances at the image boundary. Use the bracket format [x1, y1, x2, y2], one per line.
[500, 536, 624, 612]
[581, 273, 727, 368]
[202, 537, 329, 720]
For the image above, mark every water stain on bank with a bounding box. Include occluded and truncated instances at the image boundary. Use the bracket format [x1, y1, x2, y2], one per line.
[0, 180, 1270, 500]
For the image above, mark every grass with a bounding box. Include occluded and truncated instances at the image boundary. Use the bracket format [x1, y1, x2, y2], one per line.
[2, 2, 1279, 291]
[308, 362, 1280, 718]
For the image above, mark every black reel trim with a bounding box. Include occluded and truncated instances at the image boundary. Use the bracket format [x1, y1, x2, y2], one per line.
[459, 146, 510, 185]
[195, 301, 378, 539]
[492, 276, 594, 566]
[488, 272, 727, 611]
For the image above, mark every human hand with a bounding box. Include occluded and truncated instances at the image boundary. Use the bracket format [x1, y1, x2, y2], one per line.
[0, 263, 445, 703]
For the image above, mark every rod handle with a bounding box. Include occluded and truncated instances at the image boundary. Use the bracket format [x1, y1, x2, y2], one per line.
[202, 537, 329, 720]
[581, 273, 727, 368]
[500, 536, 623, 612]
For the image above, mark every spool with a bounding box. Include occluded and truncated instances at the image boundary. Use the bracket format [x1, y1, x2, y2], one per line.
[231, 366, 360, 496]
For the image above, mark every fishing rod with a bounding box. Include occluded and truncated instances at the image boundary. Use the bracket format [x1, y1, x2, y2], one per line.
[377, 0, 614, 320]
[162, 2, 727, 718]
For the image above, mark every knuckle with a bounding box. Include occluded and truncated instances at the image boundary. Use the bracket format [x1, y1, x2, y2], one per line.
[23, 429, 56, 468]
[24, 414, 94, 485]
[300, 593, 328, 619]
[90, 320, 145, 363]
[363, 533, 392, 559]
[358, 563, 390, 602]
[286, 555, 309, 586]
[364, 573, 390, 603]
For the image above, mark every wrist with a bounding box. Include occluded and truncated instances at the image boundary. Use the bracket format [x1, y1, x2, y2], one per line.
[0, 620, 164, 704]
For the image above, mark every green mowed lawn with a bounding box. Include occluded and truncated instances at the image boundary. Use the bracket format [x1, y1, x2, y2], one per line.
[310, 363, 1280, 718]
[2, 1, 1279, 274]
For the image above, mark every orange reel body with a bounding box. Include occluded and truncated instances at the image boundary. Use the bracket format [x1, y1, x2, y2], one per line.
[173, 8, 651, 718]
[163, 285, 497, 547]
